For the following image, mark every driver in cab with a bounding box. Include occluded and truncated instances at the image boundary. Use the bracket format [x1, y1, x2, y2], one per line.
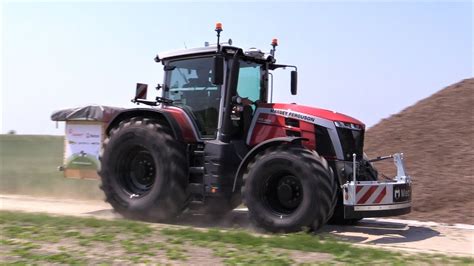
[184, 67, 253, 107]
[183, 68, 213, 88]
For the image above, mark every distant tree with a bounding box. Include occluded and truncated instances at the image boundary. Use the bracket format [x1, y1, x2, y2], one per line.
[7, 130, 16, 135]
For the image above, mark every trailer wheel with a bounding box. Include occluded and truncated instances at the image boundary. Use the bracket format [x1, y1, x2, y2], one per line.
[99, 117, 188, 222]
[242, 144, 337, 233]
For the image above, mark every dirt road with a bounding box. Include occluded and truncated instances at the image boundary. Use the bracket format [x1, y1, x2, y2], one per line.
[1, 194, 472, 257]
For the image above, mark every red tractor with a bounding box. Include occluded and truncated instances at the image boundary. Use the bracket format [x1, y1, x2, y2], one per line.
[97, 24, 412, 232]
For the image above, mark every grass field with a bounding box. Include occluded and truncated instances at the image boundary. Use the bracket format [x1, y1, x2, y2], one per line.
[1, 211, 472, 265]
[0, 134, 103, 200]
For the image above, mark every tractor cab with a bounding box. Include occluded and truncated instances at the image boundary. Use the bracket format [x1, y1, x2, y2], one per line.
[156, 46, 295, 143]
[134, 25, 297, 146]
[160, 48, 268, 141]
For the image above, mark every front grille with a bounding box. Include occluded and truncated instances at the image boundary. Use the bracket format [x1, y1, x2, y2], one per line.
[315, 125, 336, 158]
[336, 127, 364, 160]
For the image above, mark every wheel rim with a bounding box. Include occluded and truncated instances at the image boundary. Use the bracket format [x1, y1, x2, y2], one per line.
[118, 146, 156, 197]
[262, 173, 303, 215]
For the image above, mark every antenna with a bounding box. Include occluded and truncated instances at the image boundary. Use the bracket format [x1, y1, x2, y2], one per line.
[215, 22, 223, 51]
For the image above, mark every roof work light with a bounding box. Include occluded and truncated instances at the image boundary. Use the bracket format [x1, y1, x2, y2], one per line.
[215, 22, 223, 32]
[271, 38, 278, 56]
[215, 22, 223, 51]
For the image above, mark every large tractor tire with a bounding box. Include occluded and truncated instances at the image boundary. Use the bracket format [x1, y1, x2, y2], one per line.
[327, 192, 362, 225]
[99, 117, 188, 222]
[242, 144, 337, 233]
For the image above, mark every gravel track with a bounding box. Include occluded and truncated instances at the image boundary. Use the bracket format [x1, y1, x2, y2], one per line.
[1, 194, 472, 257]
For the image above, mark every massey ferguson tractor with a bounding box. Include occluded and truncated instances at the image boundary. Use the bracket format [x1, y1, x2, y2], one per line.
[52, 24, 412, 232]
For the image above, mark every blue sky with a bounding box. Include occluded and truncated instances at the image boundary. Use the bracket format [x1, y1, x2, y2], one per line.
[2, 1, 472, 135]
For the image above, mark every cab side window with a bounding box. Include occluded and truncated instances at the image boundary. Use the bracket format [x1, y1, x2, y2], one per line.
[236, 61, 262, 104]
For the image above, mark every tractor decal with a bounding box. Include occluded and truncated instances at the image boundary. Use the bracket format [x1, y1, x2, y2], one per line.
[270, 108, 316, 123]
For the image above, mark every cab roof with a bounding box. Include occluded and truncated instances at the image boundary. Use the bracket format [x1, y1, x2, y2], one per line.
[157, 45, 273, 63]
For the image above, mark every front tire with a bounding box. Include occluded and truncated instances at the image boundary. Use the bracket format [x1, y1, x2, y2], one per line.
[327, 191, 362, 225]
[242, 144, 337, 233]
[328, 154, 376, 225]
[99, 117, 188, 222]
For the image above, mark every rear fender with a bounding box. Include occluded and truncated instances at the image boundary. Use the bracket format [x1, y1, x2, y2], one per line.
[106, 108, 185, 142]
[232, 137, 307, 192]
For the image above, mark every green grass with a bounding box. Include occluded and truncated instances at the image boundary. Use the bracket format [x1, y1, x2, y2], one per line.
[162, 227, 474, 265]
[0, 134, 103, 200]
[0, 211, 160, 264]
[1, 211, 472, 265]
[161, 227, 386, 264]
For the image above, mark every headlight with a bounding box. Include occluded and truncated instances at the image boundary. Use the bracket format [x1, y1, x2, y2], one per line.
[334, 121, 363, 130]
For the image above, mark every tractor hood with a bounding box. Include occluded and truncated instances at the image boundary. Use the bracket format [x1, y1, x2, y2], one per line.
[261, 103, 365, 128]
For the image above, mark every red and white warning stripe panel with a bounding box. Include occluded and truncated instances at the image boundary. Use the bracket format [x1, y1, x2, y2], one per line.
[135, 83, 148, 99]
[355, 184, 391, 205]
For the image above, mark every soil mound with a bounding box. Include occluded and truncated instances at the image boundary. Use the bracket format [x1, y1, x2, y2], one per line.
[364, 78, 474, 224]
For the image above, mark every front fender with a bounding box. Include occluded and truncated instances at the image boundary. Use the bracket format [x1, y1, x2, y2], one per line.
[232, 137, 308, 192]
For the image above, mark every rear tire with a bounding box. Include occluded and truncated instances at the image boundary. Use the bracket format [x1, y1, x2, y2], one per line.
[242, 144, 337, 233]
[99, 117, 188, 222]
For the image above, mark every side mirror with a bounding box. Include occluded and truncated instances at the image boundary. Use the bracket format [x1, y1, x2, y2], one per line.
[212, 55, 224, 85]
[135, 83, 148, 99]
[291, 71, 298, 95]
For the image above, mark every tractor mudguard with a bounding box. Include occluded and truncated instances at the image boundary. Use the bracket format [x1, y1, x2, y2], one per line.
[232, 136, 308, 192]
[106, 108, 183, 141]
